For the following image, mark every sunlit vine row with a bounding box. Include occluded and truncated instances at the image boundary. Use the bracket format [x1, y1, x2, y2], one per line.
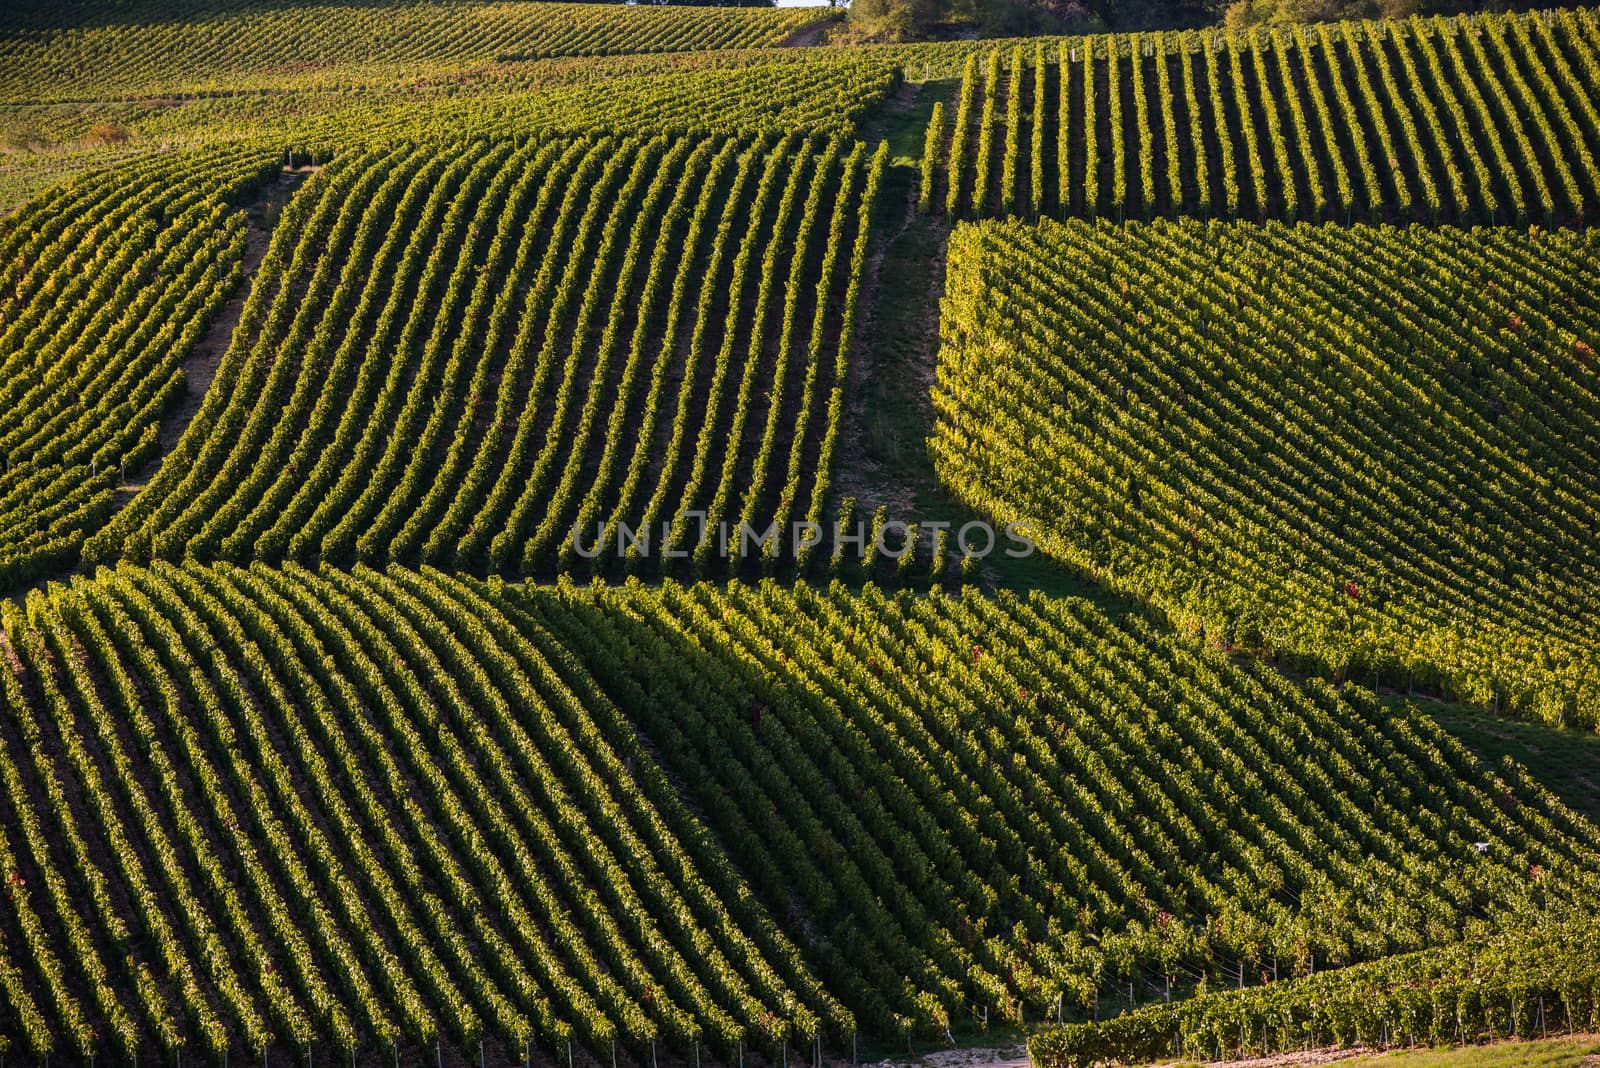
[926, 8, 1600, 226]
[931, 217, 1600, 726]
[0, 1, 838, 103]
[510, 575, 1600, 1035]
[0, 144, 277, 590]
[2, 565, 1593, 1060]
[0, 564, 847, 1062]
[1032, 915, 1600, 1066]
[90, 132, 888, 578]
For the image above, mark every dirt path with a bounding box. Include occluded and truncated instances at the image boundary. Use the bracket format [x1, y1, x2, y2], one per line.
[829, 78, 946, 518]
[154, 221, 267, 456]
[781, 19, 837, 48]
[1185, 1050, 1373, 1067]
[116, 163, 311, 497]
[831, 156, 946, 520]
[855, 1042, 1367, 1068]
[862, 1046, 1029, 1068]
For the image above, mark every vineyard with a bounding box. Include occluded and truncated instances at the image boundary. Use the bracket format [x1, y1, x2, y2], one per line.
[516, 578, 1600, 1029]
[89, 133, 885, 577]
[931, 217, 1600, 728]
[0, 55, 902, 209]
[3, 0, 1600, 1065]
[0, 146, 277, 590]
[0, 0, 836, 102]
[1, 566, 1595, 1062]
[1031, 915, 1600, 1065]
[0, 566, 843, 1061]
[924, 9, 1600, 225]
[285, 57, 902, 144]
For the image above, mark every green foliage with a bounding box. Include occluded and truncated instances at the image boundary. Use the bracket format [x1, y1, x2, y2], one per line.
[852, 0, 946, 40]
[1030, 917, 1600, 1066]
[84, 132, 886, 580]
[925, 10, 1600, 226]
[0, 1, 836, 103]
[0, 145, 278, 591]
[1425, 700, 1600, 824]
[1349, 1035, 1600, 1066]
[931, 217, 1600, 727]
[517, 577, 1600, 1034]
[918, 100, 945, 211]
[0, 51, 901, 210]
[0, 564, 847, 1058]
[2, 2, 1599, 1063]
[3, 566, 1595, 1058]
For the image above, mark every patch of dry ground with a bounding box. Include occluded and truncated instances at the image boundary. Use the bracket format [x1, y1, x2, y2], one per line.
[781, 20, 836, 47]
[862, 1046, 1030, 1068]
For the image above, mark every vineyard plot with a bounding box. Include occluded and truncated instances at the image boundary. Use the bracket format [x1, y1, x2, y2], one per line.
[0, 563, 842, 1061]
[93, 132, 887, 578]
[0, 0, 838, 103]
[1032, 916, 1600, 1065]
[510, 576, 1600, 1036]
[0, 56, 902, 212]
[2, 564, 1596, 1062]
[931, 217, 1600, 728]
[0, 146, 279, 591]
[2, 5, 1599, 1063]
[925, 10, 1600, 226]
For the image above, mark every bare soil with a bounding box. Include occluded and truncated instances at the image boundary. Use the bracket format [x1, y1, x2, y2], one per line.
[1189, 1050, 1374, 1067]
[116, 163, 311, 496]
[782, 20, 836, 48]
[862, 1046, 1030, 1068]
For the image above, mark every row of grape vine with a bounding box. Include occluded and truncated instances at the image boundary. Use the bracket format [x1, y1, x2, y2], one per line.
[3, 565, 1593, 1060]
[0, 2, 837, 104]
[1030, 915, 1600, 1066]
[89, 132, 888, 580]
[0, 144, 278, 591]
[926, 9, 1600, 226]
[930, 216, 1600, 727]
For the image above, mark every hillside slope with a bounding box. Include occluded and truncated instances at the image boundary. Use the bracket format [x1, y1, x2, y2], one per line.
[2, 565, 1596, 1059]
[1, 2, 1598, 1064]
[926, 10, 1600, 226]
[0, 0, 836, 102]
[0, 145, 277, 589]
[932, 216, 1600, 727]
[89, 133, 886, 577]
[1031, 914, 1600, 1065]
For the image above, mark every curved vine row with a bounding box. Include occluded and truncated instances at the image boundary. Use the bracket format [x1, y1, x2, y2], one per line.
[0, 144, 277, 590]
[2, 566, 1594, 1060]
[931, 216, 1600, 727]
[87, 132, 887, 579]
